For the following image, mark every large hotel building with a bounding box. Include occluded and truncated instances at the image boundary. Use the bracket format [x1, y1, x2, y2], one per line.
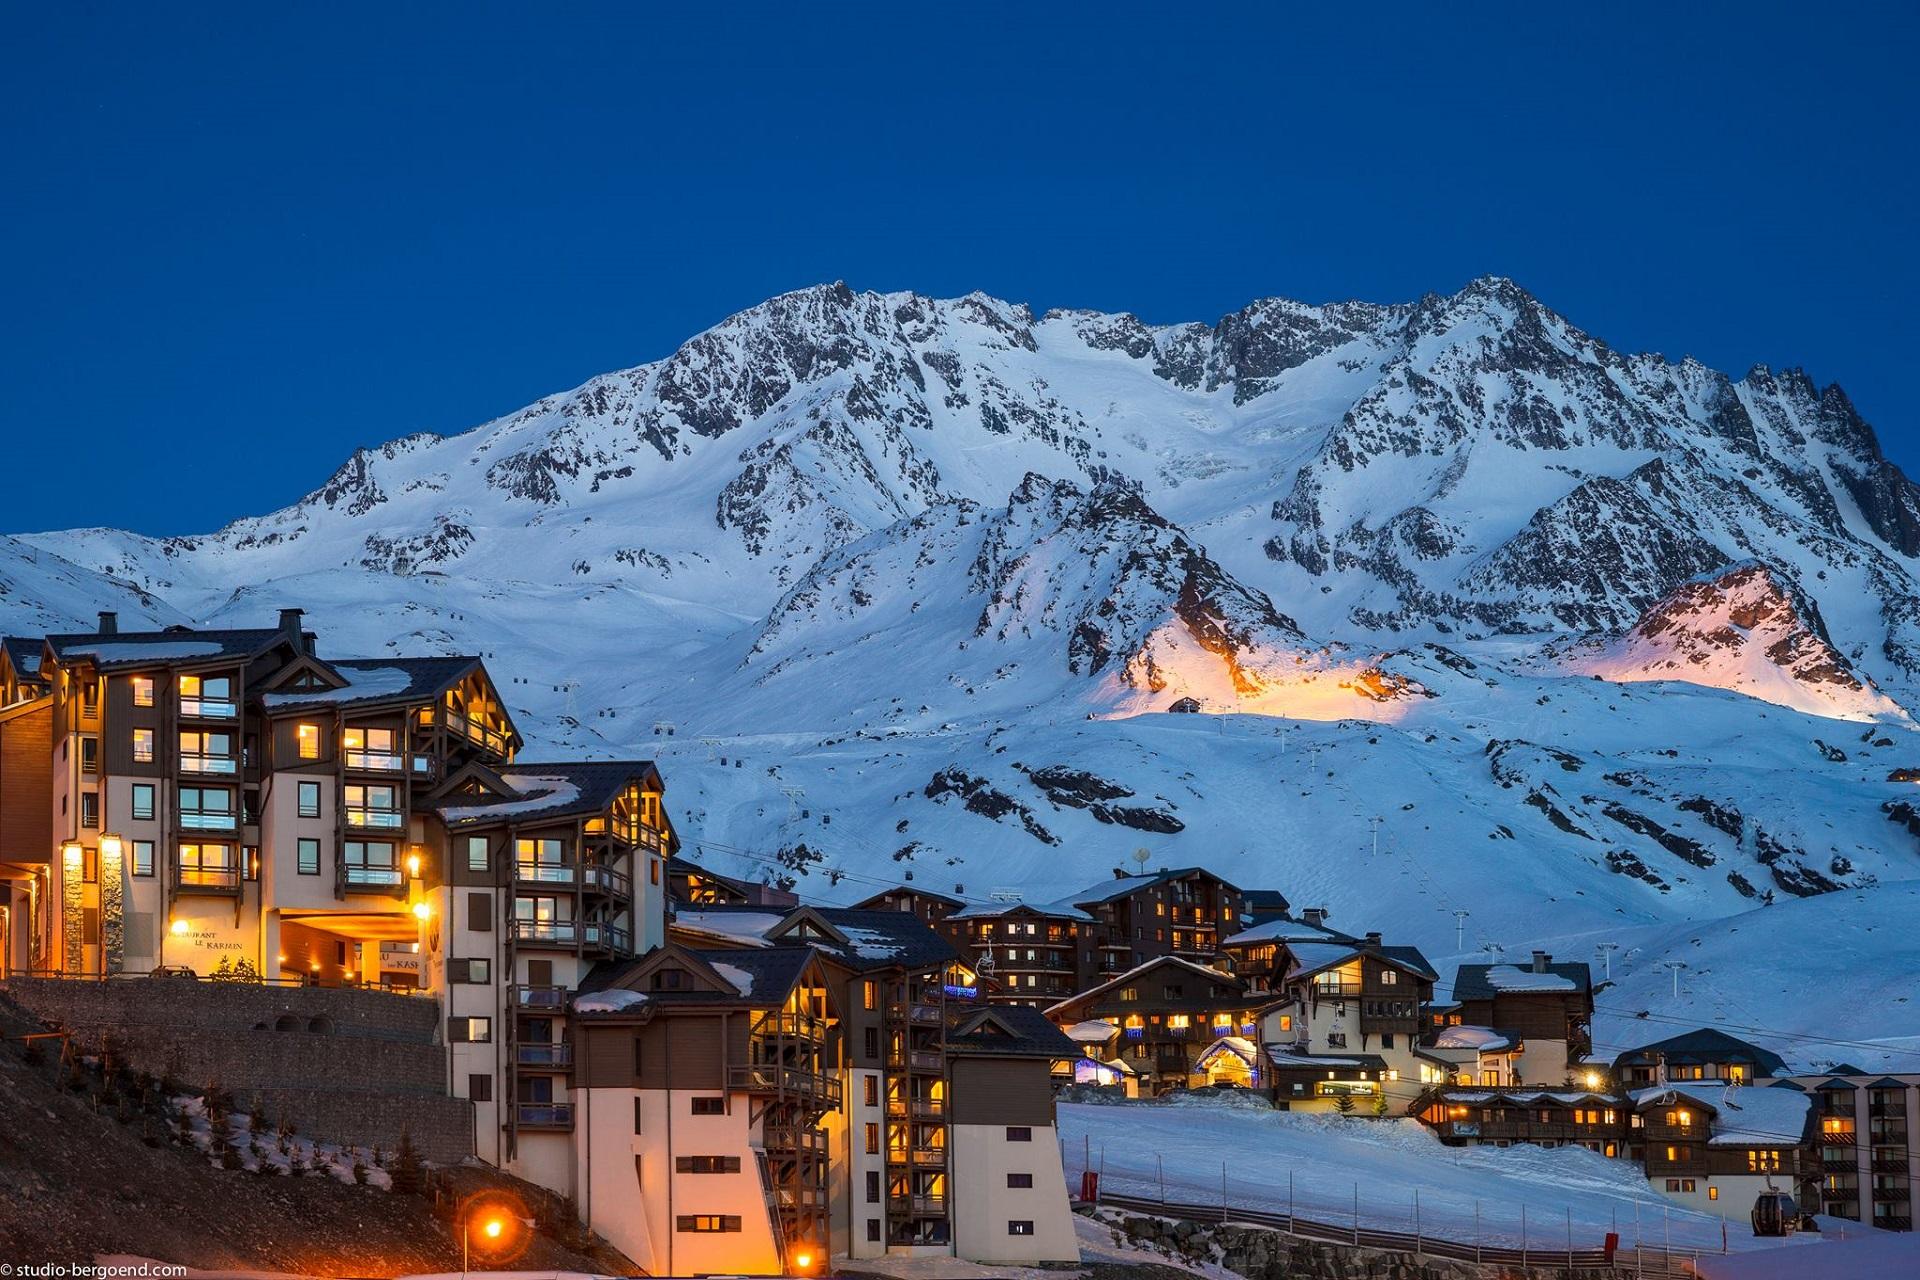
[0, 610, 1077, 1272]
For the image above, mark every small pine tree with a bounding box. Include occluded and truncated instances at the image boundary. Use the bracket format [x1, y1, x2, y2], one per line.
[352, 1154, 370, 1185]
[1372, 1092, 1390, 1118]
[1334, 1092, 1355, 1118]
[389, 1128, 426, 1195]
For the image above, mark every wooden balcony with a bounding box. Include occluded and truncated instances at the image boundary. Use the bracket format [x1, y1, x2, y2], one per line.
[509, 983, 568, 1009]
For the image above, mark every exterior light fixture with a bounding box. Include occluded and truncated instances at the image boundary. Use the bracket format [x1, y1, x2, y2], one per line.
[406, 853, 422, 877]
[170, 918, 189, 936]
[98, 832, 124, 859]
[1584, 1070, 1603, 1090]
[61, 841, 82, 865]
[412, 901, 432, 921]
[276, 953, 287, 964]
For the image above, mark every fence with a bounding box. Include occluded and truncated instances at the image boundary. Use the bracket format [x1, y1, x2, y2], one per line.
[1068, 1138, 1719, 1278]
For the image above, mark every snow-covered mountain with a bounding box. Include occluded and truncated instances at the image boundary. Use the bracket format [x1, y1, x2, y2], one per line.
[10, 277, 1920, 1069]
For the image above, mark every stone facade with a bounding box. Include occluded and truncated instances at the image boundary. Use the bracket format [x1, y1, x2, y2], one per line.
[0, 977, 471, 1162]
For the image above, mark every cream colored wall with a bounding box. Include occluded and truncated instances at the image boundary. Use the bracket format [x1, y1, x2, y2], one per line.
[514, 1130, 575, 1197]
[260, 773, 338, 911]
[576, 1086, 784, 1277]
[836, 1067, 886, 1258]
[1652, 1171, 1773, 1222]
[949, 1122, 1076, 1264]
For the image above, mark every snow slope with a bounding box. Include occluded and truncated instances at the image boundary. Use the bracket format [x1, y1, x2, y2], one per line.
[1060, 1096, 1796, 1256]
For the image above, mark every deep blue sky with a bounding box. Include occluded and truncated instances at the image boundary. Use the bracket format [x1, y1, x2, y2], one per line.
[4, 4, 1914, 536]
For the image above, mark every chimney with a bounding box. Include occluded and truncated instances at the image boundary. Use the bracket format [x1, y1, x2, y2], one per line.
[1364, 931, 1382, 948]
[278, 608, 307, 654]
[1532, 950, 1551, 973]
[1113, 868, 1128, 880]
[1302, 907, 1327, 928]
[96, 611, 118, 635]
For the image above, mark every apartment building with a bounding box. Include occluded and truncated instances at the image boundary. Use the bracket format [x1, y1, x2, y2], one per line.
[1614, 1029, 1788, 1087]
[849, 883, 964, 931]
[1782, 1069, 1917, 1231]
[1627, 1081, 1815, 1222]
[571, 902, 1079, 1271]
[1417, 1087, 1625, 1156]
[1070, 866, 1247, 978]
[0, 609, 673, 1195]
[943, 899, 1094, 1006]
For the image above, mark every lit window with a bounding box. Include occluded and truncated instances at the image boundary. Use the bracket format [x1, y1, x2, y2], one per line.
[296, 723, 321, 759]
[1708, 1186, 1719, 1201]
[132, 676, 155, 707]
[132, 727, 154, 763]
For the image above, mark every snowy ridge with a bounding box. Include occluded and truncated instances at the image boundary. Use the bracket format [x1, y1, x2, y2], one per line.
[8, 279, 1920, 1067]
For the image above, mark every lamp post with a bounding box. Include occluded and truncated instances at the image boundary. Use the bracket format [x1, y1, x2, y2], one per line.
[461, 1201, 505, 1276]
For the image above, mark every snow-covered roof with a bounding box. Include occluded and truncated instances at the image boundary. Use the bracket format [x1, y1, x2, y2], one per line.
[436, 776, 581, 824]
[1066, 1019, 1119, 1044]
[1432, 1025, 1517, 1052]
[259, 656, 481, 712]
[1283, 941, 1363, 977]
[1262, 1045, 1388, 1071]
[1222, 917, 1348, 947]
[1630, 1083, 1811, 1147]
[1442, 1089, 1619, 1106]
[670, 909, 787, 948]
[574, 989, 649, 1013]
[949, 897, 1093, 922]
[1196, 1035, 1259, 1067]
[709, 961, 755, 996]
[434, 760, 660, 828]
[1480, 965, 1580, 993]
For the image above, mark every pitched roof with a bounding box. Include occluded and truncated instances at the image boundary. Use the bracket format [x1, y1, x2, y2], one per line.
[1452, 961, 1593, 1000]
[770, 907, 957, 973]
[1282, 940, 1438, 984]
[434, 760, 661, 828]
[949, 897, 1092, 922]
[1068, 865, 1238, 907]
[1044, 954, 1242, 1017]
[1612, 1028, 1789, 1076]
[1629, 1082, 1811, 1147]
[259, 656, 480, 712]
[576, 945, 816, 1008]
[2, 637, 44, 676]
[849, 884, 965, 909]
[1222, 916, 1353, 948]
[1262, 1046, 1388, 1072]
[45, 626, 289, 668]
[947, 1005, 1077, 1059]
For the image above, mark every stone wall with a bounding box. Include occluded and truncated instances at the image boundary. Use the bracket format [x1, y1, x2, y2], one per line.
[1091, 1208, 1621, 1280]
[0, 976, 472, 1163]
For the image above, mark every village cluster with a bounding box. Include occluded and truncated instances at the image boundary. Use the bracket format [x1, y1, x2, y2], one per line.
[0, 612, 1911, 1274]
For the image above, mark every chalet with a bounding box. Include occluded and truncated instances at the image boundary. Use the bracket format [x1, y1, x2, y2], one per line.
[1614, 1029, 1787, 1087]
[1248, 929, 1438, 1111]
[1044, 955, 1258, 1095]
[1217, 909, 1353, 996]
[945, 899, 1094, 1006]
[851, 883, 967, 931]
[1417, 1088, 1625, 1156]
[1068, 866, 1247, 977]
[1780, 1068, 1918, 1231]
[1628, 1081, 1816, 1222]
[667, 854, 798, 909]
[1434, 952, 1595, 1086]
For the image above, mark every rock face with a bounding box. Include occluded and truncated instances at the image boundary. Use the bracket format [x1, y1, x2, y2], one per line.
[1556, 561, 1906, 722]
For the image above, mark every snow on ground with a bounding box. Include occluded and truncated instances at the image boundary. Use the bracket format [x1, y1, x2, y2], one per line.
[173, 1094, 394, 1187]
[1058, 1097, 1789, 1257]
[1694, 1231, 1920, 1280]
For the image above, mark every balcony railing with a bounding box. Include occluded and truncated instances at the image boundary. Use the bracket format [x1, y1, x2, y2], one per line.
[887, 1003, 943, 1025]
[886, 1050, 945, 1074]
[177, 866, 241, 892]
[439, 709, 511, 758]
[179, 696, 237, 719]
[516, 860, 576, 884]
[179, 811, 237, 831]
[1871, 1157, 1911, 1174]
[510, 984, 568, 1009]
[580, 863, 631, 896]
[517, 1043, 572, 1067]
[179, 753, 237, 775]
[727, 1064, 842, 1106]
[891, 1193, 946, 1215]
[885, 1146, 947, 1167]
[753, 1011, 831, 1042]
[345, 750, 405, 772]
[762, 1124, 829, 1155]
[345, 807, 405, 830]
[509, 919, 631, 951]
[345, 865, 405, 889]
[516, 1103, 573, 1129]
